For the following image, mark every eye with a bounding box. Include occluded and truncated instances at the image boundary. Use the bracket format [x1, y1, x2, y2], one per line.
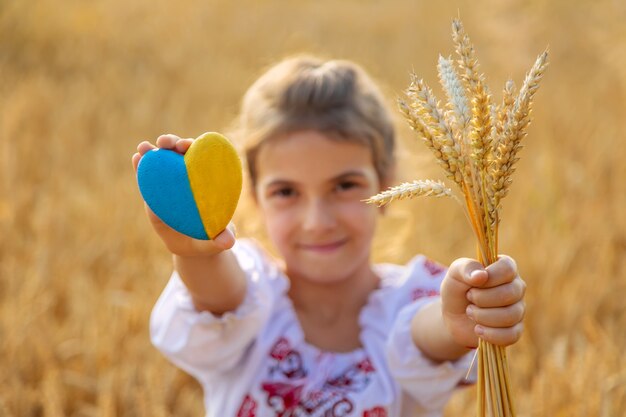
[270, 187, 296, 198]
[335, 181, 359, 192]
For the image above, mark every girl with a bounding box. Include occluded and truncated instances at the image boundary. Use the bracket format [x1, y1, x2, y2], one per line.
[131, 56, 526, 417]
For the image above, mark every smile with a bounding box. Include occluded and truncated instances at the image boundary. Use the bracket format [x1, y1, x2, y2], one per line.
[298, 239, 348, 253]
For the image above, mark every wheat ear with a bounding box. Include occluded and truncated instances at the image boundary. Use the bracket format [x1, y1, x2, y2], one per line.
[405, 77, 465, 186]
[364, 180, 452, 207]
[494, 80, 516, 141]
[489, 49, 549, 225]
[437, 55, 471, 134]
[397, 99, 453, 173]
[451, 19, 481, 95]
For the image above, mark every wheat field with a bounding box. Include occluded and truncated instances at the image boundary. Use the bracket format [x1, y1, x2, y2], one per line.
[1, 0, 625, 416]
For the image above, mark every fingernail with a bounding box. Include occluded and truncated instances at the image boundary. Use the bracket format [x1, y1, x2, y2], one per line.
[466, 290, 473, 302]
[470, 270, 483, 279]
[466, 305, 475, 320]
[475, 325, 485, 336]
[467, 270, 485, 283]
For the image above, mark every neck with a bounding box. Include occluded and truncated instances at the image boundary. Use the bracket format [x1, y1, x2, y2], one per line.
[286, 262, 380, 324]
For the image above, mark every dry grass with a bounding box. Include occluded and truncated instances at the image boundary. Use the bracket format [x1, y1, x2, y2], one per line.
[1, 0, 625, 416]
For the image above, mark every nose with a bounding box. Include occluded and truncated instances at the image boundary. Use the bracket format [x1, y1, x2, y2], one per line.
[301, 197, 337, 232]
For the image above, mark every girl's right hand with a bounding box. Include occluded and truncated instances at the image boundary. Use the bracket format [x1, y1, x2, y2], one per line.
[131, 134, 236, 258]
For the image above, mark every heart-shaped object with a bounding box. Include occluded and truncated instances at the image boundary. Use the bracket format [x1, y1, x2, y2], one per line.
[137, 132, 242, 240]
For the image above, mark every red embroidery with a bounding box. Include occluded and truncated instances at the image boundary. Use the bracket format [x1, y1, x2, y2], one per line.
[236, 394, 257, 417]
[329, 397, 355, 416]
[270, 337, 291, 360]
[356, 358, 375, 373]
[236, 341, 378, 416]
[326, 359, 374, 392]
[423, 258, 446, 276]
[411, 287, 439, 301]
[262, 382, 304, 410]
[363, 406, 388, 417]
[261, 382, 354, 416]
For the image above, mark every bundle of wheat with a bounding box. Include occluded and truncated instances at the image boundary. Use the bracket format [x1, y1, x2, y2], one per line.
[367, 18, 548, 417]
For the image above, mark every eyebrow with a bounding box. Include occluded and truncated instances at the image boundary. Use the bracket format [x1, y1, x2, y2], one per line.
[333, 170, 370, 181]
[263, 170, 370, 189]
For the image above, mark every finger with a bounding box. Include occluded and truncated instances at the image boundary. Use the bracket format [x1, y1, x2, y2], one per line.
[137, 141, 157, 155]
[448, 257, 489, 287]
[212, 226, 236, 250]
[481, 255, 518, 288]
[175, 138, 194, 154]
[132, 152, 141, 172]
[441, 258, 487, 316]
[144, 203, 163, 225]
[156, 134, 180, 149]
[467, 276, 526, 308]
[466, 301, 525, 328]
[476, 322, 524, 346]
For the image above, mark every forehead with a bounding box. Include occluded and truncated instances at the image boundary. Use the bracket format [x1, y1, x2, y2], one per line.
[255, 131, 376, 184]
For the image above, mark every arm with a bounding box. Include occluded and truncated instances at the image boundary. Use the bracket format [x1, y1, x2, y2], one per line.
[411, 256, 526, 362]
[133, 134, 246, 314]
[173, 248, 246, 314]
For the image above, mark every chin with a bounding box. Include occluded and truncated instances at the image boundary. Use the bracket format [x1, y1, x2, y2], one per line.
[293, 261, 361, 285]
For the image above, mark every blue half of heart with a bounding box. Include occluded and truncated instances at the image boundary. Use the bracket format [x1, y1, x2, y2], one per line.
[137, 149, 209, 240]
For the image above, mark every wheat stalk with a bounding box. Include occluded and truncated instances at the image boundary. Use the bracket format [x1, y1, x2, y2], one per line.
[374, 18, 548, 417]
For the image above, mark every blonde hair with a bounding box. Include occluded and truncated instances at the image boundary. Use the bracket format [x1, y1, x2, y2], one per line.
[235, 55, 396, 188]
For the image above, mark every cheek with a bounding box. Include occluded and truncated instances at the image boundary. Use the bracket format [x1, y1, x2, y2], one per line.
[261, 207, 295, 246]
[340, 202, 378, 234]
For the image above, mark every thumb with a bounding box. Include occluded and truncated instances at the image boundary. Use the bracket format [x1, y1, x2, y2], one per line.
[212, 223, 237, 250]
[441, 258, 487, 316]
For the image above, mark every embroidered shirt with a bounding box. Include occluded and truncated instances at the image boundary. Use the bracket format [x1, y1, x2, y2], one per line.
[150, 239, 474, 417]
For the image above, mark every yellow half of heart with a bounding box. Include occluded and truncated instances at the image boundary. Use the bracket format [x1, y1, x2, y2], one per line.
[184, 132, 243, 239]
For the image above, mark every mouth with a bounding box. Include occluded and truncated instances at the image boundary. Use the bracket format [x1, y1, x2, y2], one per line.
[298, 239, 348, 253]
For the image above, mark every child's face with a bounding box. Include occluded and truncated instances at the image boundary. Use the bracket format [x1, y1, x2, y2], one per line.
[254, 130, 382, 284]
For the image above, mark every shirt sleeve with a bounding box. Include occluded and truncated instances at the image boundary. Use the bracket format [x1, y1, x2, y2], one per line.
[386, 299, 475, 411]
[383, 256, 475, 411]
[149, 239, 281, 382]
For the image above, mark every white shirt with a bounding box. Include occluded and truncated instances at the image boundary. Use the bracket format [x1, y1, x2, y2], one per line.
[150, 239, 474, 417]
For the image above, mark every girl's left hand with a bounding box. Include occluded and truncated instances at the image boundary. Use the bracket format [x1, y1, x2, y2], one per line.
[440, 255, 526, 348]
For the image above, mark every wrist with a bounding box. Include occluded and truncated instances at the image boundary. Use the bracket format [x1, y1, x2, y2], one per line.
[413, 301, 474, 362]
[442, 309, 479, 350]
[172, 250, 227, 272]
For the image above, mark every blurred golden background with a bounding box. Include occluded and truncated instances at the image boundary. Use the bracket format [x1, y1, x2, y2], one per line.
[1, 0, 625, 415]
